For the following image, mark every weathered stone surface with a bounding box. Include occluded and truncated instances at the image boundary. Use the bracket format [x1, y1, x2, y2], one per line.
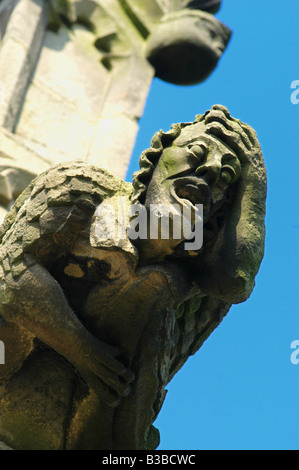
[0, 106, 266, 450]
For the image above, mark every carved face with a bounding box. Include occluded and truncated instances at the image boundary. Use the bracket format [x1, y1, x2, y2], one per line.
[145, 123, 241, 223]
[137, 124, 241, 262]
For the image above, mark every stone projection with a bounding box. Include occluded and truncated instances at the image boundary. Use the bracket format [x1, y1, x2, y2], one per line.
[0, 105, 266, 449]
[0, 0, 267, 452]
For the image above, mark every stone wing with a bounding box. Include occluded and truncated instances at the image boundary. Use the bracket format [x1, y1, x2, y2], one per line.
[0, 162, 131, 277]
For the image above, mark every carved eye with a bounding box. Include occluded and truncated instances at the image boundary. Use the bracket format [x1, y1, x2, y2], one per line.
[188, 144, 205, 162]
[220, 166, 235, 184]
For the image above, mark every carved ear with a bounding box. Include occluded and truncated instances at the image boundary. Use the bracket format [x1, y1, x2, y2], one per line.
[195, 148, 267, 304]
[145, 10, 231, 85]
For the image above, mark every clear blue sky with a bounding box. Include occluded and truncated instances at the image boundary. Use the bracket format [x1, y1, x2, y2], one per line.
[126, 0, 299, 450]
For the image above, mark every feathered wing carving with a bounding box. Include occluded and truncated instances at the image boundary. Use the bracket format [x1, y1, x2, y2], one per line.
[0, 162, 128, 276]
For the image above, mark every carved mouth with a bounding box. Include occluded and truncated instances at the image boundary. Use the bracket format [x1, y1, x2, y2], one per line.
[171, 177, 211, 209]
[176, 183, 207, 205]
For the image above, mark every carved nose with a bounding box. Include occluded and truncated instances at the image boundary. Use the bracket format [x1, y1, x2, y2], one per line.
[195, 161, 222, 186]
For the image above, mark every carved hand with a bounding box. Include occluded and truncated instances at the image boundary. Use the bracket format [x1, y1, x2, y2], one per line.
[204, 104, 262, 165]
[75, 329, 135, 408]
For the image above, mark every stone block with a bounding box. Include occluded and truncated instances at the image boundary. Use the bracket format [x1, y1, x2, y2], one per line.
[87, 114, 139, 178]
[32, 26, 108, 120]
[105, 54, 154, 120]
[16, 82, 95, 162]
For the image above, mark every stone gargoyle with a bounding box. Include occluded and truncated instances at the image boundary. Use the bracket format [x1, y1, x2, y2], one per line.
[0, 105, 266, 450]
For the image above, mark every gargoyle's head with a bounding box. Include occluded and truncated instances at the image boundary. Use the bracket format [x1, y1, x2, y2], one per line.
[132, 105, 267, 304]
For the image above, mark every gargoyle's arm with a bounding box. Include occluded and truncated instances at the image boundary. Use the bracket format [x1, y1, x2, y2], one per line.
[196, 105, 267, 303]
